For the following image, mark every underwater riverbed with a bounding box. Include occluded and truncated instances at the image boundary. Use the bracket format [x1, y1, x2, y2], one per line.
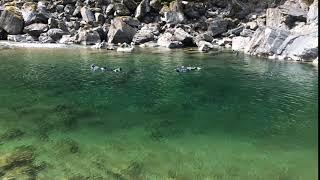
[0, 48, 318, 179]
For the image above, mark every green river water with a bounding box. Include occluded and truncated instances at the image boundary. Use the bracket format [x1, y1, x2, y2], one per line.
[0, 47, 318, 179]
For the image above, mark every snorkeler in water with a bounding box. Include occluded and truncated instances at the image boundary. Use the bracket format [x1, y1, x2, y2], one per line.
[91, 64, 122, 72]
[175, 66, 202, 73]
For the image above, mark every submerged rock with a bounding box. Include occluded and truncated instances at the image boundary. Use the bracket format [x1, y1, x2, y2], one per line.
[0, 129, 24, 144]
[147, 119, 181, 140]
[0, 145, 46, 179]
[121, 161, 144, 179]
[54, 138, 80, 155]
[0, 146, 35, 171]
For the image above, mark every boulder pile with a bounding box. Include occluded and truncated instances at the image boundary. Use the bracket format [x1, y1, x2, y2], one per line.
[0, 0, 317, 61]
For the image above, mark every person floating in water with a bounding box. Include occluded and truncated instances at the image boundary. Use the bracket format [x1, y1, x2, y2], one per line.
[91, 64, 100, 71]
[91, 64, 122, 72]
[175, 66, 201, 73]
[113, 67, 122, 72]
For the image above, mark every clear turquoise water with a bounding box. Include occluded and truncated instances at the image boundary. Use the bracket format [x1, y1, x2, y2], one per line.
[0, 47, 318, 179]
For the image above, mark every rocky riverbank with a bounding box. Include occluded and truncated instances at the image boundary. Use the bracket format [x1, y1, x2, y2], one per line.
[0, 0, 318, 63]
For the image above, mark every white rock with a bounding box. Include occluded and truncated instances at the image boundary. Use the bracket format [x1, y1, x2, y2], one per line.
[198, 41, 214, 52]
[312, 57, 318, 66]
[232, 36, 251, 51]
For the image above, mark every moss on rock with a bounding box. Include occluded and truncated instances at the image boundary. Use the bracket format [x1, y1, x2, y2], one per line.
[0, 128, 25, 144]
[4, 6, 22, 19]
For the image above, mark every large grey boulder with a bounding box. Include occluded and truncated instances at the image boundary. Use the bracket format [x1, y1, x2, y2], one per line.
[122, 0, 138, 11]
[232, 36, 251, 51]
[92, 26, 107, 41]
[266, 8, 287, 29]
[173, 28, 193, 46]
[114, 3, 131, 16]
[107, 17, 137, 44]
[161, 11, 184, 24]
[307, 0, 318, 25]
[193, 32, 214, 46]
[73, 6, 82, 16]
[48, 18, 58, 29]
[39, 33, 55, 43]
[240, 29, 255, 37]
[0, 8, 24, 35]
[121, 16, 141, 28]
[0, 5, 4, 14]
[157, 32, 183, 48]
[105, 4, 115, 15]
[46, 28, 66, 41]
[81, 6, 95, 23]
[59, 35, 76, 44]
[21, 2, 49, 26]
[7, 34, 36, 42]
[135, 0, 151, 19]
[225, 25, 245, 36]
[244, 27, 290, 56]
[244, 26, 318, 61]
[23, 23, 48, 37]
[216, 37, 232, 47]
[150, 0, 162, 12]
[207, 18, 229, 37]
[182, 1, 206, 19]
[197, 40, 214, 52]
[279, 32, 318, 61]
[132, 23, 159, 44]
[246, 21, 258, 30]
[75, 29, 101, 45]
[266, 5, 307, 30]
[64, 4, 75, 15]
[95, 13, 105, 24]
